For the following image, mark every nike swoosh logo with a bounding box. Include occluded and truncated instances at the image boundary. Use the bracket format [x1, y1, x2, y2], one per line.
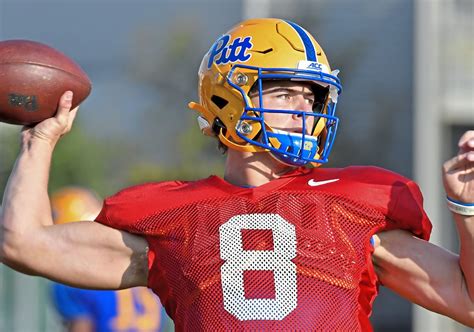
[307, 178, 339, 187]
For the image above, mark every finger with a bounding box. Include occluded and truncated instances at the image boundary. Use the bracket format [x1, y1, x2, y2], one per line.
[459, 138, 474, 154]
[66, 107, 79, 131]
[444, 151, 474, 173]
[21, 125, 32, 132]
[458, 130, 474, 152]
[55, 91, 73, 121]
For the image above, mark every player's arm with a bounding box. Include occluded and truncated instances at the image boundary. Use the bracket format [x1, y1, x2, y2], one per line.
[372, 131, 474, 327]
[372, 230, 473, 326]
[0, 92, 148, 289]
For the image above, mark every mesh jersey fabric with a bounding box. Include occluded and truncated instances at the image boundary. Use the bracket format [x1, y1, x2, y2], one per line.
[95, 166, 432, 331]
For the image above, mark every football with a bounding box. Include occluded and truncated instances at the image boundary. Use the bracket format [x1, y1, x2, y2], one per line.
[0, 40, 91, 125]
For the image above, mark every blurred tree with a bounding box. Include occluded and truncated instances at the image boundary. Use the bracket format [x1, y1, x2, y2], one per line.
[0, 119, 126, 200]
[1, 16, 226, 202]
[126, 16, 225, 184]
[50, 120, 115, 196]
[0, 125, 21, 193]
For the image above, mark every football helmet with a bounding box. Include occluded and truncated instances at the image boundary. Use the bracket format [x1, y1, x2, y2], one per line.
[51, 187, 102, 224]
[189, 18, 342, 166]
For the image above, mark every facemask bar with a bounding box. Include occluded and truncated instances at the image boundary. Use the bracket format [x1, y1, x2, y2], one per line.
[226, 64, 342, 164]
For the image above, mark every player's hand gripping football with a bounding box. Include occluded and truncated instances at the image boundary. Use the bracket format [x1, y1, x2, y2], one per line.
[21, 91, 78, 147]
[442, 130, 474, 204]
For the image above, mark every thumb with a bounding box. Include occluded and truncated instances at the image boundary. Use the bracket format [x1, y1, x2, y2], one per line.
[55, 91, 74, 122]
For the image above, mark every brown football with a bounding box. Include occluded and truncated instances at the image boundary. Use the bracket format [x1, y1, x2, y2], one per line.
[0, 40, 91, 125]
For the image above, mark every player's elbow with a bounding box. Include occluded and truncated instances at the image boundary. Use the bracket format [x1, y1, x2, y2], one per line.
[0, 228, 40, 276]
[0, 218, 10, 263]
[0, 227, 23, 265]
[0, 218, 37, 269]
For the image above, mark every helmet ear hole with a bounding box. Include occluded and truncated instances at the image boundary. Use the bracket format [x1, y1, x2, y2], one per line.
[211, 95, 229, 109]
[313, 102, 324, 113]
[212, 117, 227, 135]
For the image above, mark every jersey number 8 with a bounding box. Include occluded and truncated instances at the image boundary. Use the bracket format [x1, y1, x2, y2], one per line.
[219, 213, 297, 320]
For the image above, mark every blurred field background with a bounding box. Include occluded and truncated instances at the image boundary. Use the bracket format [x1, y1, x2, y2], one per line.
[0, 0, 472, 331]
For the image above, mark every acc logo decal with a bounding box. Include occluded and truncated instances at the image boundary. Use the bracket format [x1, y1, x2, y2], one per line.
[207, 35, 253, 68]
[297, 60, 326, 73]
[306, 62, 322, 71]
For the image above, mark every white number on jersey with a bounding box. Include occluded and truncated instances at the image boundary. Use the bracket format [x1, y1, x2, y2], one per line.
[219, 213, 297, 320]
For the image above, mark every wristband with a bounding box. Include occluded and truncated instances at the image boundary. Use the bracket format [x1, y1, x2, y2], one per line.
[446, 196, 474, 216]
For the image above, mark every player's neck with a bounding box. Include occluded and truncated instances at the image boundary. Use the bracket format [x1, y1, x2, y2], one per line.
[224, 150, 295, 187]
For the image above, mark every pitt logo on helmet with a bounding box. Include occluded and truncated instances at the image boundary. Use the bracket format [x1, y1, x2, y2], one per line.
[207, 35, 253, 68]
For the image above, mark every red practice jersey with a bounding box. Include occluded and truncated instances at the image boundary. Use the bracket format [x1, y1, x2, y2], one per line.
[96, 166, 432, 331]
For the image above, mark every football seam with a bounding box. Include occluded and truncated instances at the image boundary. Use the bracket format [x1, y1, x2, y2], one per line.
[0, 61, 91, 87]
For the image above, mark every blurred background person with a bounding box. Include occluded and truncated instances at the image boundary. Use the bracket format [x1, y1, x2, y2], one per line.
[49, 186, 174, 332]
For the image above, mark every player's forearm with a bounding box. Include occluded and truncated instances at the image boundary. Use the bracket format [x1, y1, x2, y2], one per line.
[454, 213, 474, 303]
[1, 137, 55, 262]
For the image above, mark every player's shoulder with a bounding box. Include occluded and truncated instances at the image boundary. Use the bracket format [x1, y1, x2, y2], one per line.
[296, 166, 413, 188]
[305, 165, 412, 186]
[305, 165, 430, 235]
[105, 177, 213, 202]
[288, 165, 420, 213]
[108, 180, 185, 199]
[100, 176, 222, 218]
[96, 176, 220, 233]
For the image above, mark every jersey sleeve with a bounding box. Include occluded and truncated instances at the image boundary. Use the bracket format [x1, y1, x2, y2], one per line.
[94, 186, 148, 233]
[94, 181, 184, 234]
[386, 180, 432, 241]
[332, 166, 432, 241]
[94, 181, 191, 295]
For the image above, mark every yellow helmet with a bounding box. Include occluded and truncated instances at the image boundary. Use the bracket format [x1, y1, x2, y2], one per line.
[50, 187, 102, 224]
[189, 18, 342, 166]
